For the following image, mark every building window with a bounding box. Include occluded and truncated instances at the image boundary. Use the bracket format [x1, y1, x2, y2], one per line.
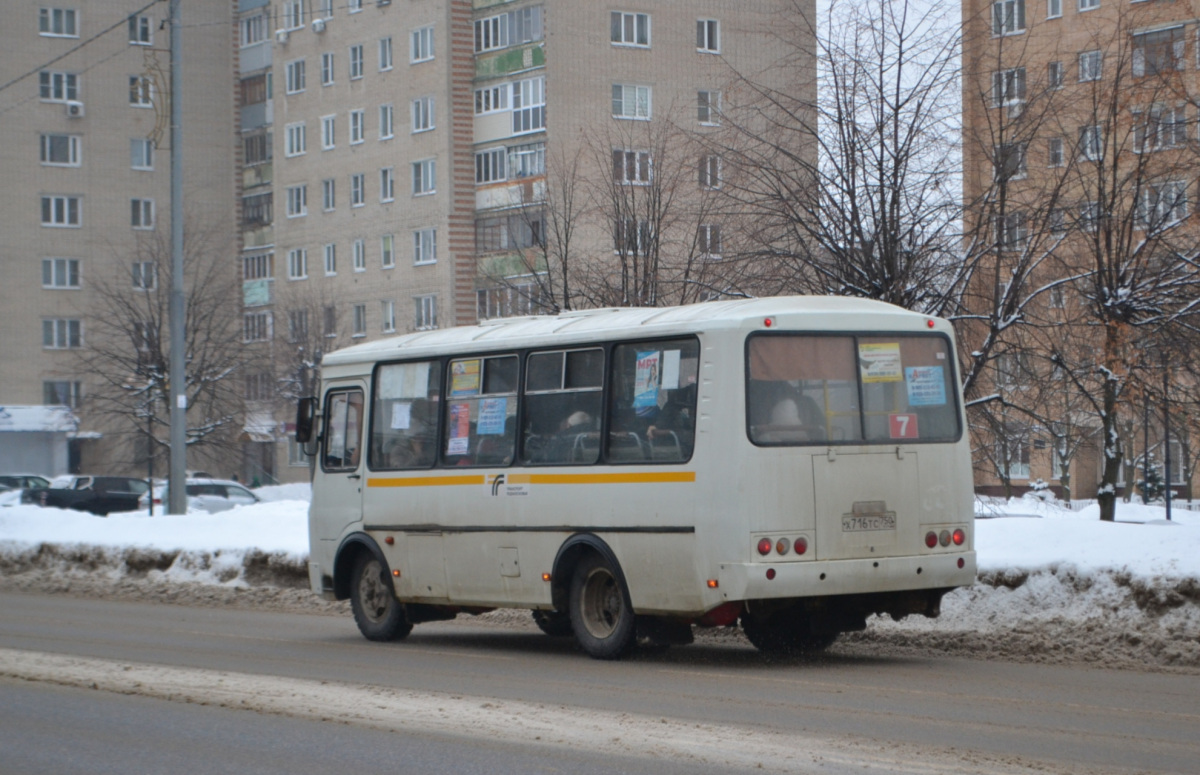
[244, 371, 274, 402]
[131, 199, 154, 229]
[41, 71, 79, 102]
[381, 300, 396, 333]
[475, 13, 508, 52]
[288, 248, 308, 279]
[243, 312, 272, 343]
[993, 143, 1027, 181]
[288, 309, 308, 342]
[39, 8, 78, 37]
[321, 52, 334, 85]
[1080, 201, 1101, 232]
[411, 25, 435, 62]
[244, 130, 272, 165]
[243, 253, 273, 280]
[697, 90, 720, 125]
[350, 109, 365, 143]
[475, 6, 542, 53]
[41, 195, 81, 227]
[41, 134, 81, 166]
[282, 0, 303, 29]
[349, 0, 363, 12]
[322, 178, 335, 211]
[697, 19, 719, 53]
[994, 212, 1027, 250]
[1138, 181, 1188, 231]
[475, 84, 508, 115]
[130, 138, 153, 169]
[1078, 50, 1101, 82]
[1047, 0, 1061, 18]
[380, 167, 395, 201]
[1048, 61, 1063, 89]
[612, 84, 650, 120]
[415, 295, 438, 330]
[476, 281, 546, 319]
[698, 224, 722, 258]
[379, 36, 393, 70]
[1077, 0, 1097, 11]
[242, 192, 273, 227]
[475, 147, 507, 184]
[508, 142, 545, 178]
[610, 11, 649, 47]
[412, 96, 434, 132]
[1133, 104, 1188, 152]
[286, 184, 307, 217]
[997, 424, 1031, 479]
[475, 212, 544, 253]
[131, 260, 156, 290]
[44, 380, 83, 408]
[321, 114, 335, 149]
[43, 319, 82, 349]
[353, 238, 365, 271]
[992, 0, 1024, 35]
[614, 218, 652, 254]
[991, 68, 1025, 109]
[381, 234, 395, 268]
[324, 243, 337, 275]
[286, 122, 306, 156]
[1078, 125, 1102, 161]
[285, 59, 305, 93]
[414, 228, 436, 264]
[324, 305, 338, 338]
[1133, 27, 1185, 78]
[1048, 136, 1063, 167]
[1049, 208, 1066, 235]
[128, 14, 152, 45]
[412, 159, 435, 195]
[699, 154, 721, 189]
[380, 104, 394, 139]
[349, 44, 364, 79]
[512, 77, 545, 134]
[42, 258, 81, 289]
[352, 304, 367, 337]
[350, 173, 365, 206]
[612, 149, 651, 185]
[241, 13, 267, 46]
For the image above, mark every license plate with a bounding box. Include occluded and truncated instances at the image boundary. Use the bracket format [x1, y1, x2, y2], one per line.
[841, 514, 896, 532]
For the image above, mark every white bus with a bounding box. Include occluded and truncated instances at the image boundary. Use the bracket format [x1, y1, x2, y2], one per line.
[298, 296, 975, 659]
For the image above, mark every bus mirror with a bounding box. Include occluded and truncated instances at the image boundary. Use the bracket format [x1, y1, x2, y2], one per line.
[295, 397, 317, 444]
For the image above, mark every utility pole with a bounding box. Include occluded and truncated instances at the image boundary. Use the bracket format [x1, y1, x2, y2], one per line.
[167, 0, 187, 514]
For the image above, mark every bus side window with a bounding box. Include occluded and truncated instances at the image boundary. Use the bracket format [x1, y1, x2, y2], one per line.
[323, 389, 364, 471]
[521, 348, 604, 465]
[606, 339, 699, 463]
[369, 360, 441, 470]
[442, 355, 518, 467]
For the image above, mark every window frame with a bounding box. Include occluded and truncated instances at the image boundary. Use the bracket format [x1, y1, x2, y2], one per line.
[610, 11, 650, 47]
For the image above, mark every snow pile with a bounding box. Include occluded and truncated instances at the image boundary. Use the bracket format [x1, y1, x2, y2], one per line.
[2, 487, 1199, 668]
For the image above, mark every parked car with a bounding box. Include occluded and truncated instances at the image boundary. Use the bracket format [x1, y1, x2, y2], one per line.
[24, 475, 151, 516]
[139, 478, 261, 514]
[0, 474, 51, 491]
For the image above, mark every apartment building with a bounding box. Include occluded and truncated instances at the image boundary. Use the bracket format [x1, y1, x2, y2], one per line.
[253, 0, 806, 481]
[0, 1, 237, 475]
[962, 0, 1200, 500]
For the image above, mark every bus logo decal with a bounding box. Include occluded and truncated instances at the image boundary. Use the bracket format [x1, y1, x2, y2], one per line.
[490, 474, 506, 496]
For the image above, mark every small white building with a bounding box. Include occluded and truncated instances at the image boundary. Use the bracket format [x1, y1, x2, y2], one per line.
[0, 406, 79, 476]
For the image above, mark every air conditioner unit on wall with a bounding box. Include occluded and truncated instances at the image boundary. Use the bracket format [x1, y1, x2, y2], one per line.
[312, 18, 326, 33]
[65, 100, 84, 118]
[275, 29, 289, 44]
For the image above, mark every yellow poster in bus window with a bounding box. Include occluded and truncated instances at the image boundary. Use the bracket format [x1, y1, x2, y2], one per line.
[450, 359, 481, 397]
[858, 342, 902, 383]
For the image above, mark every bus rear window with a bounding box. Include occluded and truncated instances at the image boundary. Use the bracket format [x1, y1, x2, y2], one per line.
[747, 334, 959, 445]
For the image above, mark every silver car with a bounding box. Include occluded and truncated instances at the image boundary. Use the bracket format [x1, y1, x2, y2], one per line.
[139, 478, 260, 514]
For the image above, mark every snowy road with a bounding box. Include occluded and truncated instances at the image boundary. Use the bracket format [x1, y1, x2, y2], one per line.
[1, 591, 1197, 774]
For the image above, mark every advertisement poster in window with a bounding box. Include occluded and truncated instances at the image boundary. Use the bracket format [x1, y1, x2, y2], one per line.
[477, 397, 507, 434]
[905, 366, 946, 406]
[447, 402, 471, 454]
[633, 350, 660, 409]
[450, 359, 480, 397]
[858, 342, 902, 383]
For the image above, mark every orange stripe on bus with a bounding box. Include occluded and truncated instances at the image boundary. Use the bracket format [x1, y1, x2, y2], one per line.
[367, 475, 486, 488]
[506, 472, 696, 485]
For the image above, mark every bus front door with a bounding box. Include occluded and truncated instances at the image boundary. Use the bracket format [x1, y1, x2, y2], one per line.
[313, 384, 366, 544]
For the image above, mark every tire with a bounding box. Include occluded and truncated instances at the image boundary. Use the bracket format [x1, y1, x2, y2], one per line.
[350, 553, 413, 642]
[532, 609, 573, 637]
[741, 608, 838, 656]
[569, 554, 636, 660]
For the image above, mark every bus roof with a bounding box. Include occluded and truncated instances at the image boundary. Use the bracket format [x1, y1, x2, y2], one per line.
[322, 295, 945, 368]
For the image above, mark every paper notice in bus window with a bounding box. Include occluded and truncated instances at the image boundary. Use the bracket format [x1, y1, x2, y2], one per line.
[450, 359, 481, 397]
[858, 343, 902, 383]
[476, 397, 507, 435]
[447, 402, 471, 455]
[661, 350, 681, 390]
[633, 351, 660, 409]
[379, 361, 430, 399]
[905, 366, 946, 406]
[391, 402, 412, 430]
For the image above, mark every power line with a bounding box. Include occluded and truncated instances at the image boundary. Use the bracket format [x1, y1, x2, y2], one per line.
[0, 0, 161, 98]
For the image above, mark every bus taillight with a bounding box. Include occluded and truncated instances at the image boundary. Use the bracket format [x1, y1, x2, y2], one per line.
[952, 528, 966, 546]
[925, 531, 938, 548]
[794, 537, 807, 555]
[757, 538, 772, 556]
[775, 538, 790, 555]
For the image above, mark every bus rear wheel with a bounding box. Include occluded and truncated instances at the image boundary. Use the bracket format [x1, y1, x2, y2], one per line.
[569, 554, 636, 660]
[350, 554, 413, 642]
[741, 608, 838, 656]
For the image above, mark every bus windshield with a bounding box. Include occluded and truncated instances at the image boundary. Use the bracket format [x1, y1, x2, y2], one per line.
[747, 333, 960, 445]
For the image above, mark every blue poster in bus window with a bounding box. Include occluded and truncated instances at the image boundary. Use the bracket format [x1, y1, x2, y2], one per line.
[905, 366, 946, 406]
[476, 397, 507, 435]
[633, 351, 660, 410]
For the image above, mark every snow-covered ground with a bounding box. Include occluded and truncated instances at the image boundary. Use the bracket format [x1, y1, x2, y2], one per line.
[2, 486, 1198, 669]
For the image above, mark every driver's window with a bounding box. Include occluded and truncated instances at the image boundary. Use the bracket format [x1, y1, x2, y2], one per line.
[323, 388, 365, 471]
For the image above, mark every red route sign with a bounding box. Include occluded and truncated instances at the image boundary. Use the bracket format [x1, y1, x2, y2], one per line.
[889, 413, 918, 439]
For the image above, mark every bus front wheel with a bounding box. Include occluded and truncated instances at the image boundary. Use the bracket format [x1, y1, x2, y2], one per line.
[350, 554, 413, 641]
[569, 554, 636, 659]
[741, 608, 838, 656]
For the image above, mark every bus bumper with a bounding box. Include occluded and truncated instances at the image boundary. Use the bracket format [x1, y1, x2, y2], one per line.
[716, 551, 976, 604]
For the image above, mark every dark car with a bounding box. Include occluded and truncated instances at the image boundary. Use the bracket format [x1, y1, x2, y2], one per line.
[26, 475, 151, 516]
